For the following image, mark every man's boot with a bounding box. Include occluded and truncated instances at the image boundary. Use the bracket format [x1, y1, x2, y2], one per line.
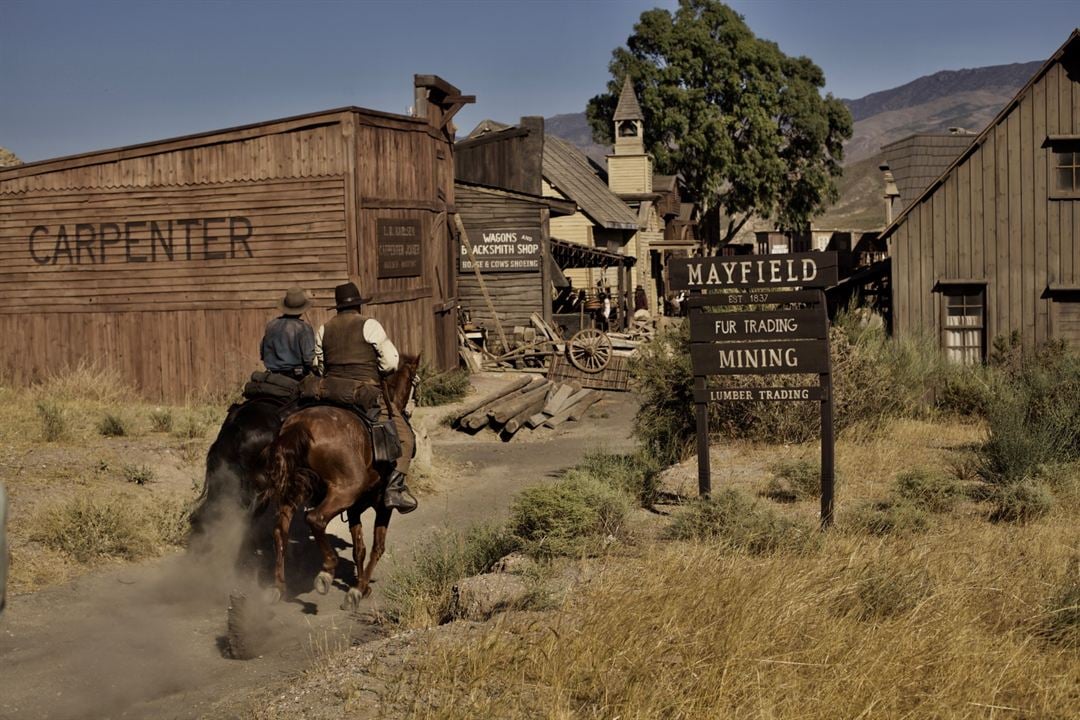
[384, 470, 417, 514]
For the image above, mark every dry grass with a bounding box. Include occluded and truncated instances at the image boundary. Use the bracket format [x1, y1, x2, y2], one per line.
[393, 518, 1079, 719]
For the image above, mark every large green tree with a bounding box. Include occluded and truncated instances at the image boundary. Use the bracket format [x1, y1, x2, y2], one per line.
[588, 0, 852, 248]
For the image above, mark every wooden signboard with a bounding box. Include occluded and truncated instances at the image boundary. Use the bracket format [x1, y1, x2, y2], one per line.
[459, 228, 541, 272]
[670, 251, 837, 527]
[377, 218, 423, 278]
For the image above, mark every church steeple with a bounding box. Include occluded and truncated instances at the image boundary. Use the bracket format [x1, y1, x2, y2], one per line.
[612, 76, 644, 155]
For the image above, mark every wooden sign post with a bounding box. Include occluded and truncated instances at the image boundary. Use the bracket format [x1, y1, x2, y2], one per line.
[669, 252, 838, 526]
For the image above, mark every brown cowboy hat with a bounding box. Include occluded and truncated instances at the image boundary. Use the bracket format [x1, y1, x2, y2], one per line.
[333, 281, 372, 310]
[279, 286, 311, 315]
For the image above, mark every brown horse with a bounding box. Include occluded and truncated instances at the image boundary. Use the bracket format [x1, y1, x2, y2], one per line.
[264, 354, 420, 610]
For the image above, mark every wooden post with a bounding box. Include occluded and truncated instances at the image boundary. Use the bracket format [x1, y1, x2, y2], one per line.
[690, 289, 711, 498]
[454, 213, 510, 353]
[818, 289, 835, 527]
[540, 207, 553, 326]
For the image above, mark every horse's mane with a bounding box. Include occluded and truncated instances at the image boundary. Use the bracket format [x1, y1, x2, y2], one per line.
[387, 353, 420, 408]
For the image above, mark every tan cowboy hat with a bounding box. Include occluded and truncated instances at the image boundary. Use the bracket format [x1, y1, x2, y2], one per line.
[279, 287, 311, 315]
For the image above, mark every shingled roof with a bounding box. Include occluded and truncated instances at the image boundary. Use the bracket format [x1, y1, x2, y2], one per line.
[543, 134, 639, 230]
[882, 133, 973, 209]
[613, 76, 644, 122]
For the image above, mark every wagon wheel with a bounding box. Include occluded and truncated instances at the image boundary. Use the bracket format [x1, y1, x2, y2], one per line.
[567, 329, 612, 373]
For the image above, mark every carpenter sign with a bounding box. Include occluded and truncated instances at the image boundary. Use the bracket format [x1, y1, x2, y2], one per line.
[377, 219, 423, 278]
[459, 228, 541, 272]
[26, 217, 254, 265]
[669, 252, 838, 290]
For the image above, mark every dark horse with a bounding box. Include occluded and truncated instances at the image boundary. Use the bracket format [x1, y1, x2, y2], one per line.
[188, 396, 283, 555]
[264, 354, 420, 610]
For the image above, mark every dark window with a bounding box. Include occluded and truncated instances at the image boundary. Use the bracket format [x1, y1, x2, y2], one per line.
[1052, 145, 1080, 195]
[942, 286, 986, 364]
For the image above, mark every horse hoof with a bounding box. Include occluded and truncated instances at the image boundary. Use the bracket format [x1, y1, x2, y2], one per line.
[263, 587, 282, 604]
[314, 571, 333, 595]
[341, 588, 364, 612]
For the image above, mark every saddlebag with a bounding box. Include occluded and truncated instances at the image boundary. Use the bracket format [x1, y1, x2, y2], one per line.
[243, 371, 299, 401]
[297, 375, 382, 411]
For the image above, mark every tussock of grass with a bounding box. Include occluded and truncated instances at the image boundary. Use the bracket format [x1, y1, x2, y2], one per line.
[36, 401, 68, 441]
[509, 474, 633, 559]
[846, 499, 931, 536]
[96, 413, 128, 437]
[149, 408, 174, 433]
[567, 451, 661, 507]
[1035, 556, 1080, 649]
[893, 467, 964, 513]
[665, 489, 810, 553]
[415, 364, 471, 407]
[398, 524, 1079, 719]
[29, 492, 189, 563]
[31, 361, 136, 405]
[763, 459, 823, 502]
[121, 463, 155, 485]
[384, 524, 519, 628]
[989, 482, 1054, 524]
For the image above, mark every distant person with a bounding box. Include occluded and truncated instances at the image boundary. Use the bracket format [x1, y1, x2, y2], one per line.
[634, 285, 648, 313]
[260, 287, 316, 380]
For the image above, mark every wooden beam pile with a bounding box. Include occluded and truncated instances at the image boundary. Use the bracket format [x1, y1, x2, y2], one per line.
[449, 377, 603, 440]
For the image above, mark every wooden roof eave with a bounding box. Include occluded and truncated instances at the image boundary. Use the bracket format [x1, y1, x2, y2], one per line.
[454, 180, 576, 216]
[0, 104, 432, 181]
[879, 27, 1080, 242]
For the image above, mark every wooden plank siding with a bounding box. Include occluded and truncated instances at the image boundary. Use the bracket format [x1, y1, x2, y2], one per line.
[0, 95, 462, 399]
[886, 34, 1080, 352]
[455, 184, 545, 334]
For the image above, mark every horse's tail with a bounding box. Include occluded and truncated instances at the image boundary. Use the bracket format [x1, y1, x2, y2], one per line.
[264, 422, 315, 510]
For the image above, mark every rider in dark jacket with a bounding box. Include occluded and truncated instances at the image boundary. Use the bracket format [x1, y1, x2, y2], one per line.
[260, 287, 316, 379]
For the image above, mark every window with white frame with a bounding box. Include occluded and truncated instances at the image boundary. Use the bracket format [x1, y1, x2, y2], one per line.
[942, 286, 985, 364]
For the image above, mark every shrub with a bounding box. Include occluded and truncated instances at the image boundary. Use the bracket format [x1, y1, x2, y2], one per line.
[384, 524, 519, 627]
[988, 482, 1054, 524]
[628, 321, 695, 465]
[174, 416, 207, 439]
[415, 364, 470, 407]
[31, 495, 155, 563]
[569, 451, 662, 507]
[1035, 557, 1080, 649]
[938, 363, 995, 417]
[763, 459, 823, 502]
[847, 499, 930, 537]
[147, 497, 192, 547]
[36, 401, 68, 441]
[894, 467, 964, 513]
[509, 474, 633, 558]
[664, 489, 809, 554]
[835, 558, 934, 621]
[96, 413, 128, 437]
[121, 463, 155, 485]
[149, 408, 174, 433]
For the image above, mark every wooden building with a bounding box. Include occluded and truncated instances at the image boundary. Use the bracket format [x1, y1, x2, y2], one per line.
[0, 76, 472, 399]
[881, 30, 1080, 359]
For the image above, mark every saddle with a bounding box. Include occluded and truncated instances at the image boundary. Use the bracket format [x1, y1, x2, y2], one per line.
[293, 375, 402, 465]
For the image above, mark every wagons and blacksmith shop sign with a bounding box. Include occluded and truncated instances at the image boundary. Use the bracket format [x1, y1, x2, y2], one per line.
[670, 252, 839, 525]
[0, 75, 473, 400]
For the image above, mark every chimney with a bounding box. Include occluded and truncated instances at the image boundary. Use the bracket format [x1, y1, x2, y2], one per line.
[880, 163, 900, 225]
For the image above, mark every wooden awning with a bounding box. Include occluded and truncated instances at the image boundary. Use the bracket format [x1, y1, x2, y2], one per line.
[550, 237, 635, 270]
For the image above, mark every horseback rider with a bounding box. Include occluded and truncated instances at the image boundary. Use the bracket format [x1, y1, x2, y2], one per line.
[260, 287, 316, 380]
[314, 282, 418, 514]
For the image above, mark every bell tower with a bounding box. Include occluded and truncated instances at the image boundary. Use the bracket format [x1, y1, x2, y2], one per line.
[607, 76, 652, 194]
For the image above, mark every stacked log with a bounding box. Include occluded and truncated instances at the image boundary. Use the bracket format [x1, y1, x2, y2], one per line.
[451, 377, 604, 441]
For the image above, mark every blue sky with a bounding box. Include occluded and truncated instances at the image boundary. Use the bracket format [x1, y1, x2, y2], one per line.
[1, 0, 1077, 162]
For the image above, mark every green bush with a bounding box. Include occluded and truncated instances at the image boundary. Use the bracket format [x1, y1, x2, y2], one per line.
[628, 321, 696, 465]
[415, 364, 470, 407]
[894, 468, 964, 513]
[36, 401, 68, 441]
[384, 524, 520, 626]
[835, 559, 934, 621]
[569, 451, 663, 507]
[509, 474, 633, 558]
[96, 413, 128, 437]
[846, 499, 930, 537]
[121, 463, 155, 485]
[149, 408, 174, 433]
[763, 459, 826, 502]
[31, 495, 155, 563]
[664, 489, 809, 554]
[988, 482, 1054, 524]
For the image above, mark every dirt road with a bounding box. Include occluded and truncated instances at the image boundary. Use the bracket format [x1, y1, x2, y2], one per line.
[0, 390, 637, 720]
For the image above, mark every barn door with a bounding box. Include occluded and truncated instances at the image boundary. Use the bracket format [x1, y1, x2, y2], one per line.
[433, 211, 458, 369]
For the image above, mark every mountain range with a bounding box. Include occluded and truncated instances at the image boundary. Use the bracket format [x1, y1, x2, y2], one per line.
[545, 60, 1042, 229]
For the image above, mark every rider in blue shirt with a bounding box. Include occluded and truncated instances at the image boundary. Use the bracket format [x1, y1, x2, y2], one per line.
[260, 287, 316, 379]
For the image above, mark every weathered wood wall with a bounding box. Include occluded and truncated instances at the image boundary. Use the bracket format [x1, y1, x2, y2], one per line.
[0, 99, 460, 399]
[456, 184, 544, 334]
[889, 44, 1080, 349]
[455, 117, 543, 197]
